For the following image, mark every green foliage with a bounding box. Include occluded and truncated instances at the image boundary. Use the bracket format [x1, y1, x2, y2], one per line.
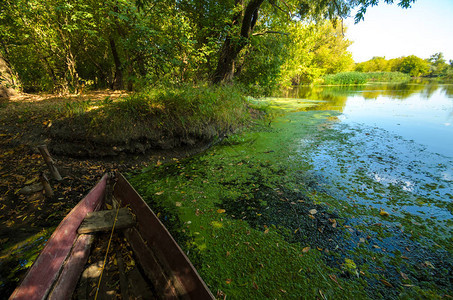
[0, 0, 419, 92]
[280, 22, 354, 87]
[322, 72, 368, 85]
[355, 57, 390, 72]
[364, 72, 411, 82]
[322, 71, 410, 85]
[428, 52, 448, 76]
[396, 55, 430, 77]
[54, 85, 250, 146]
[355, 54, 451, 79]
[236, 35, 288, 96]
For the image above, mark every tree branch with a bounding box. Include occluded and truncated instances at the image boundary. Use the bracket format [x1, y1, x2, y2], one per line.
[252, 30, 289, 36]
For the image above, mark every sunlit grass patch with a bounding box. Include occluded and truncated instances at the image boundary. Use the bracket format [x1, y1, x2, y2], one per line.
[49, 85, 250, 155]
[322, 72, 410, 85]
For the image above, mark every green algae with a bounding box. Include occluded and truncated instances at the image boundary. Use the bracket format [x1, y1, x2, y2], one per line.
[0, 229, 52, 292]
[130, 87, 453, 299]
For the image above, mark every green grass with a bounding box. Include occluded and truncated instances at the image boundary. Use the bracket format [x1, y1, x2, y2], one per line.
[51, 85, 250, 150]
[322, 72, 410, 85]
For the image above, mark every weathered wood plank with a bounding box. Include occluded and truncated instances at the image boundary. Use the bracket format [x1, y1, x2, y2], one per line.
[48, 234, 94, 300]
[124, 227, 181, 299]
[78, 208, 135, 234]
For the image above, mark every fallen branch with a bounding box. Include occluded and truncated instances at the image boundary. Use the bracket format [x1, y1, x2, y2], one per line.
[38, 145, 62, 181]
[40, 172, 54, 198]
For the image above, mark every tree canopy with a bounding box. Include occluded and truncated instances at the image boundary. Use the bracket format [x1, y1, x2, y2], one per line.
[0, 0, 418, 93]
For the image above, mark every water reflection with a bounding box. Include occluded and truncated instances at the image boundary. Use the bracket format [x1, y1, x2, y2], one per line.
[276, 83, 453, 158]
[278, 83, 453, 102]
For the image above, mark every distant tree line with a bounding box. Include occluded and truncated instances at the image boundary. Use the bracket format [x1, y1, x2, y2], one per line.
[355, 53, 453, 78]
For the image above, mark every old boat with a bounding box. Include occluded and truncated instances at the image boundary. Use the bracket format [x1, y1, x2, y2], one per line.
[10, 173, 214, 300]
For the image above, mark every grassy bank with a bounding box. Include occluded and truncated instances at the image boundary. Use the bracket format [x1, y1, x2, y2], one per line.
[322, 72, 411, 85]
[50, 85, 250, 156]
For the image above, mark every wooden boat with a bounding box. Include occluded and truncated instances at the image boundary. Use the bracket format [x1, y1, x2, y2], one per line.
[10, 173, 214, 300]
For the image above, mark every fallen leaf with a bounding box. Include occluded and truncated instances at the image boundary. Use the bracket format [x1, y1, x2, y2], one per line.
[302, 246, 310, 253]
[329, 218, 337, 228]
[359, 238, 366, 243]
[329, 274, 343, 290]
[226, 279, 232, 284]
[308, 214, 315, 220]
[155, 191, 164, 195]
[264, 228, 269, 234]
[319, 289, 327, 300]
[253, 282, 259, 290]
[217, 209, 226, 214]
[400, 272, 409, 280]
[309, 209, 317, 215]
[424, 261, 435, 269]
[379, 279, 393, 287]
[379, 209, 390, 217]
[175, 202, 182, 207]
[24, 177, 38, 185]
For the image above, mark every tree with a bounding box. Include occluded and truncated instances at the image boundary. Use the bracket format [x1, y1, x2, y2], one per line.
[210, 0, 417, 84]
[0, 52, 18, 97]
[396, 55, 429, 77]
[279, 21, 353, 86]
[355, 57, 390, 72]
[428, 52, 447, 76]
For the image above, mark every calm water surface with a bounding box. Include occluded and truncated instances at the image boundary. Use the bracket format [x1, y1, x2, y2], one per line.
[278, 83, 453, 220]
[283, 83, 453, 158]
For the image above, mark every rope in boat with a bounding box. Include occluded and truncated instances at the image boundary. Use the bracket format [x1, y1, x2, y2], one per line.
[94, 178, 119, 300]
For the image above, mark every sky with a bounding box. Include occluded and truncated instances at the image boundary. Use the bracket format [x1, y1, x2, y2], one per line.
[344, 0, 453, 63]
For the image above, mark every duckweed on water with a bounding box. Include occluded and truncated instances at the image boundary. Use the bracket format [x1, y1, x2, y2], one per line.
[130, 92, 452, 298]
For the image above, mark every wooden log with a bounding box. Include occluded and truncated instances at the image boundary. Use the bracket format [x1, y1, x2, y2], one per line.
[77, 208, 135, 234]
[40, 173, 53, 198]
[37, 145, 62, 181]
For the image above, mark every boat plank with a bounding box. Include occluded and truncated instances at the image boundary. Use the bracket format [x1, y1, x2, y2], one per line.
[78, 208, 135, 234]
[48, 234, 94, 300]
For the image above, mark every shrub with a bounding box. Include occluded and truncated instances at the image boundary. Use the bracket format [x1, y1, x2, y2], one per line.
[322, 72, 368, 85]
[321, 71, 410, 85]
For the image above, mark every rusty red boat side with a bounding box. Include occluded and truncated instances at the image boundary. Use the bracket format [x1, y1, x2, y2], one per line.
[9, 174, 107, 300]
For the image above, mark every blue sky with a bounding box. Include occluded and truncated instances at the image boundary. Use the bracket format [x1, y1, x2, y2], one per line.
[344, 0, 453, 62]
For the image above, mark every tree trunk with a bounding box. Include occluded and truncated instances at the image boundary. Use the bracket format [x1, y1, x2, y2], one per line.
[212, 0, 264, 84]
[110, 38, 123, 90]
[0, 52, 17, 98]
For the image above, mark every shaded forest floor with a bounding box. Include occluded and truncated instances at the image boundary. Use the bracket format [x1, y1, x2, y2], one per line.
[0, 90, 213, 295]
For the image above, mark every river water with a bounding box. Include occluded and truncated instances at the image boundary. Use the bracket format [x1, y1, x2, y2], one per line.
[277, 83, 453, 220]
[131, 82, 453, 298]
